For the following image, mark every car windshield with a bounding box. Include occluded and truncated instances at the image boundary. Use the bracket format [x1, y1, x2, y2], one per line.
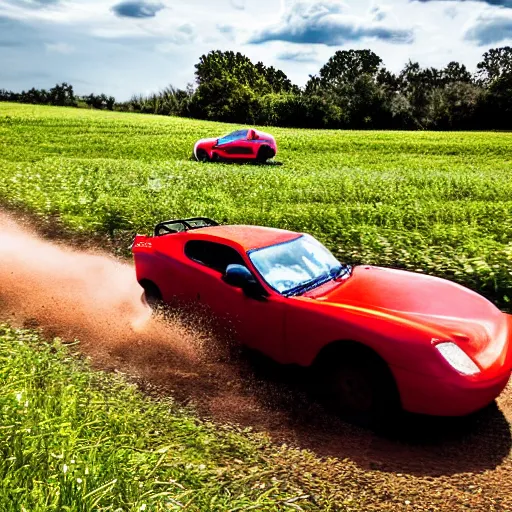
[248, 235, 351, 296]
[217, 129, 248, 145]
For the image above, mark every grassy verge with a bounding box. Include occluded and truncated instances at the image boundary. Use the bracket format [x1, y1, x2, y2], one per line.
[0, 324, 328, 511]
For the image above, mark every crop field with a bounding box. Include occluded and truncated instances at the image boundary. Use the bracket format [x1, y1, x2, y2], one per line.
[1, 102, 512, 309]
[0, 102, 512, 511]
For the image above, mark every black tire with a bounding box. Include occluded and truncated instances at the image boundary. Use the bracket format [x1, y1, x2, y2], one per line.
[313, 343, 401, 429]
[196, 149, 210, 162]
[256, 145, 274, 163]
[140, 280, 163, 311]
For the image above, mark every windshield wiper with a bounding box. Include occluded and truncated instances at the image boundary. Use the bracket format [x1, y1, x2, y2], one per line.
[285, 265, 352, 297]
[284, 273, 332, 297]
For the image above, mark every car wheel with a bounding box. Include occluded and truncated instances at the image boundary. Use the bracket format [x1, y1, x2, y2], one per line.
[314, 345, 400, 428]
[196, 149, 210, 162]
[256, 146, 274, 163]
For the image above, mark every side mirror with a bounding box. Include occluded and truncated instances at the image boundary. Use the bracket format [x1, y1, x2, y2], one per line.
[224, 264, 267, 300]
[224, 264, 256, 289]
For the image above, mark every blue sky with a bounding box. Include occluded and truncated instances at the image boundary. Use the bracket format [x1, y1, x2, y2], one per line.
[1, 0, 511, 100]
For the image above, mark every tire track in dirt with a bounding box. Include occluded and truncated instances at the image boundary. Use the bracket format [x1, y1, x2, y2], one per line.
[0, 210, 511, 511]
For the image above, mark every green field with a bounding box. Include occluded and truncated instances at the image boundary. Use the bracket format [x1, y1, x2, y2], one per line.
[1, 103, 511, 310]
[1, 103, 512, 511]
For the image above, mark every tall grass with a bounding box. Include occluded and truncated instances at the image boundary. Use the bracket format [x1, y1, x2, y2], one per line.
[0, 325, 315, 511]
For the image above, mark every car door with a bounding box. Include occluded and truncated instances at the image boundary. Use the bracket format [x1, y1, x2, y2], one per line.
[214, 130, 254, 160]
[183, 239, 286, 362]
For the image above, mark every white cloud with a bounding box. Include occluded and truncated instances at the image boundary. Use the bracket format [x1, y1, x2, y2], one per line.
[277, 47, 319, 62]
[230, 0, 246, 10]
[249, 1, 415, 46]
[45, 42, 75, 54]
[217, 24, 237, 42]
[155, 25, 197, 51]
[465, 10, 512, 44]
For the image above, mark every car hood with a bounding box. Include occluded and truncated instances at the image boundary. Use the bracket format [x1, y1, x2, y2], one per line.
[305, 265, 509, 370]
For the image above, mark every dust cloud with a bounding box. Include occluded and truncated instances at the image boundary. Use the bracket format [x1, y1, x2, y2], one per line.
[0, 212, 203, 366]
[0, 210, 257, 421]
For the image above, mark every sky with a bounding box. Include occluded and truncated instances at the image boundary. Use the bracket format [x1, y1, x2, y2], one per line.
[0, 0, 511, 100]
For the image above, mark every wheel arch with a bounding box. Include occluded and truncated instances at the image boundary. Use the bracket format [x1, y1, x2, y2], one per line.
[256, 144, 274, 161]
[138, 278, 162, 299]
[138, 279, 164, 310]
[312, 338, 385, 365]
[311, 338, 402, 403]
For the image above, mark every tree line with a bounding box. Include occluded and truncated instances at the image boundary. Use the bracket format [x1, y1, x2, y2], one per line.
[0, 83, 116, 111]
[2, 46, 511, 130]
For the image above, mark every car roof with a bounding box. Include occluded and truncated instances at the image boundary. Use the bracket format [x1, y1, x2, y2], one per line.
[185, 225, 301, 252]
[220, 129, 248, 139]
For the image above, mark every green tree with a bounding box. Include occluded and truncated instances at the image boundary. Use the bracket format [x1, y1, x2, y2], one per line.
[475, 47, 512, 129]
[190, 76, 258, 123]
[195, 51, 268, 93]
[443, 61, 473, 84]
[478, 74, 512, 129]
[306, 50, 388, 128]
[192, 50, 299, 124]
[255, 62, 299, 94]
[476, 46, 512, 85]
[317, 49, 383, 87]
[48, 83, 76, 107]
[429, 82, 483, 129]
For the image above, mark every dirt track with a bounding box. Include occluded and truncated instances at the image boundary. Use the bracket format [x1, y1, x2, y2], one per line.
[0, 209, 511, 511]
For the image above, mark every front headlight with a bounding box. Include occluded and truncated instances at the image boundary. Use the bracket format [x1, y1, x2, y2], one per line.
[435, 342, 480, 376]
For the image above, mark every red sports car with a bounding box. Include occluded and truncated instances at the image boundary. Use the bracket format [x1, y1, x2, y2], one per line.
[132, 218, 512, 423]
[193, 128, 277, 163]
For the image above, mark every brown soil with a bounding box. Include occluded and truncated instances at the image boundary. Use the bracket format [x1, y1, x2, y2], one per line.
[0, 209, 510, 511]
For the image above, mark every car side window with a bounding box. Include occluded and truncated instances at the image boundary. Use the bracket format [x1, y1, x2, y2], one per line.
[217, 130, 248, 146]
[185, 240, 246, 274]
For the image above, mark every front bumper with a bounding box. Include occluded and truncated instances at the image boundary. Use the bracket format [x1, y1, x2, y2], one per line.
[392, 365, 511, 416]
[391, 312, 512, 417]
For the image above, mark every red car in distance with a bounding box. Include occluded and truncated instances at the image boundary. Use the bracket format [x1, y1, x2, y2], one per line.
[132, 218, 512, 425]
[193, 128, 277, 163]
